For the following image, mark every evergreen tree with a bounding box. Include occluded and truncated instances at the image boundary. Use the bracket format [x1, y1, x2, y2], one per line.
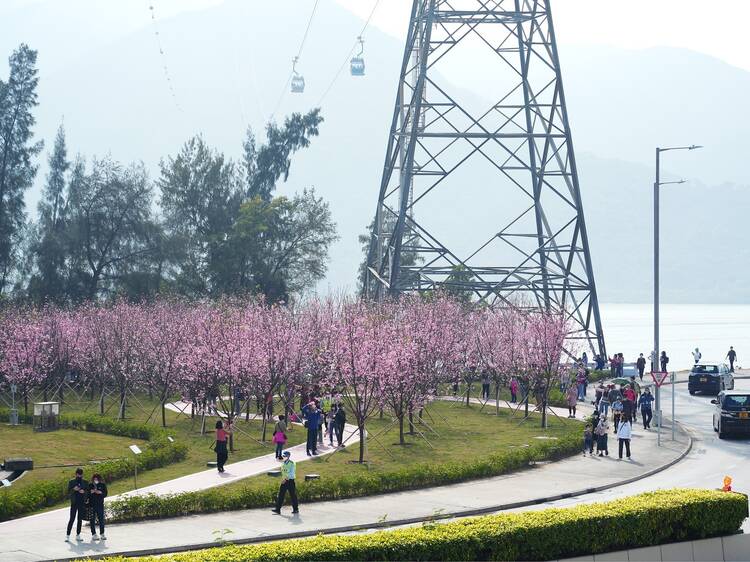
[27, 124, 69, 302]
[0, 44, 43, 292]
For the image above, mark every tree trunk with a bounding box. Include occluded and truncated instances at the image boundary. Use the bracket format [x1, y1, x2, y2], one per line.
[118, 387, 126, 420]
[541, 398, 548, 428]
[358, 425, 366, 463]
[99, 385, 105, 415]
[245, 399, 250, 422]
[465, 383, 471, 406]
[495, 384, 500, 416]
[408, 409, 415, 435]
[398, 414, 405, 445]
[161, 401, 167, 428]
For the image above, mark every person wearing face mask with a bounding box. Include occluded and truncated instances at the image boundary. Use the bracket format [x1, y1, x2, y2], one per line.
[88, 473, 108, 540]
[66, 468, 88, 542]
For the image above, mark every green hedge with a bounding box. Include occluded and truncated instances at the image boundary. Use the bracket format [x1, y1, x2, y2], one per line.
[107, 430, 580, 523]
[0, 410, 188, 521]
[103, 489, 748, 562]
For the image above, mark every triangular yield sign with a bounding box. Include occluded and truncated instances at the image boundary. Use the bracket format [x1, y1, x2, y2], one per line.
[651, 371, 669, 387]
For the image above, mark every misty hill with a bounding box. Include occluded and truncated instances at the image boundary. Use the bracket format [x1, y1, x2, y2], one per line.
[1, 0, 748, 302]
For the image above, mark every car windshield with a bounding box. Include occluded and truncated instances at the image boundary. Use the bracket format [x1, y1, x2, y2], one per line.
[692, 365, 718, 374]
[722, 395, 750, 409]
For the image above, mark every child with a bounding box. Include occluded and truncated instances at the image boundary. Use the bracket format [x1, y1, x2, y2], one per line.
[595, 417, 609, 456]
[583, 424, 594, 456]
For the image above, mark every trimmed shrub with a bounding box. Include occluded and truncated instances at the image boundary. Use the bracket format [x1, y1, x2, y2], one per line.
[0, 409, 187, 521]
[107, 429, 581, 522]
[102, 489, 748, 562]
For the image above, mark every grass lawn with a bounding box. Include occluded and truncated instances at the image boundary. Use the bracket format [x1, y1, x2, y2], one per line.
[214, 399, 580, 496]
[0, 424, 147, 489]
[3, 392, 306, 509]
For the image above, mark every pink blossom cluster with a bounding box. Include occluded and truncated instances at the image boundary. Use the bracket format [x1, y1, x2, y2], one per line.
[0, 297, 571, 436]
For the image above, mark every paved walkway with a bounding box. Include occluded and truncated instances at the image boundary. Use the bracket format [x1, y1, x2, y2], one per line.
[0, 399, 690, 561]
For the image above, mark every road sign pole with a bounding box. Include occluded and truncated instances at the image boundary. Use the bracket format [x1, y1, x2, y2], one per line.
[671, 371, 675, 441]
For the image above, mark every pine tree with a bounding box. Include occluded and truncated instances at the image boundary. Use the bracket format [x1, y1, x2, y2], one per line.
[28, 124, 70, 302]
[0, 44, 43, 292]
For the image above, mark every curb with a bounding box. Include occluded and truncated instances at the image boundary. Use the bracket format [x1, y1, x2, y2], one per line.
[50, 422, 694, 561]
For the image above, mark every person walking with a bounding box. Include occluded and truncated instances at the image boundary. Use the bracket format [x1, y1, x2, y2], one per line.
[582, 352, 589, 369]
[598, 384, 611, 418]
[566, 383, 578, 418]
[326, 405, 337, 446]
[660, 351, 669, 373]
[622, 384, 636, 423]
[65, 468, 88, 542]
[727, 347, 737, 373]
[302, 401, 320, 456]
[576, 367, 586, 401]
[334, 404, 346, 447]
[271, 451, 299, 515]
[594, 382, 605, 411]
[636, 353, 646, 381]
[583, 424, 594, 456]
[214, 419, 232, 473]
[88, 473, 108, 540]
[617, 417, 633, 460]
[638, 388, 654, 429]
[611, 398, 623, 433]
[272, 415, 288, 460]
[595, 417, 609, 456]
[481, 372, 491, 401]
[692, 347, 702, 364]
[509, 377, 519, 403]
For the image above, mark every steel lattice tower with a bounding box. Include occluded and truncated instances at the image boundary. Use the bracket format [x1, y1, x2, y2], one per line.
[365, 0, 605, 355]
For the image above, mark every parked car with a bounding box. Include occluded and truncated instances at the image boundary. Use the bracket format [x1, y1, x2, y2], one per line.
[712, 391, 750, 438]
[688, 363, 734, 395]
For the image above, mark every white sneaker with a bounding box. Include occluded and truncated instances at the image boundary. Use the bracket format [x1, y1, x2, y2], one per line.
[100, 534, 107, 540]
[92, 534, 99, 541]
[65, 535, 70, 542]
[76, 534, 83, 541]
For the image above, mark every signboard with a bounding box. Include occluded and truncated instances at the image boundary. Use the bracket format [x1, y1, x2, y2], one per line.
[651, 371, 669, 387]
[129, 445, 142, 455]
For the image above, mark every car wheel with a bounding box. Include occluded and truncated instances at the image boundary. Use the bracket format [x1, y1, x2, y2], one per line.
[718, 421, 726, 439]
[713, 417, 718, 432]
[689, 390, 696, 395]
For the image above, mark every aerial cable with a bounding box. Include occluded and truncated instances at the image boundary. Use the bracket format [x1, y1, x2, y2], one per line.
[269, 0, 322, 121]
[317, 0, 381, 107]
[148, 2, 183, 112]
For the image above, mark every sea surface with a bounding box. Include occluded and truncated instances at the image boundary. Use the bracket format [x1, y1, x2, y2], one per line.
[599, 303, 750, 371]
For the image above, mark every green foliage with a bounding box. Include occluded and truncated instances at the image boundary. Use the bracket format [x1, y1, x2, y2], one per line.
[0, 44, 43, 292]
[0, 410, 187, 521]
[103, 489, 748, 562]
[106, 431, 580, 523]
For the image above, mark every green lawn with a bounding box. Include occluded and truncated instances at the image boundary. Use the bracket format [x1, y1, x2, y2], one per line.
[3, 392, 306, 505]
[0, 424, 147, 489]
[215, 400, 580, 495]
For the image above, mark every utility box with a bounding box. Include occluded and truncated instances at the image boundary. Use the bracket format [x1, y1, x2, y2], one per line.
[8, 409, 18, 425]
[33, 402, 60, 432]
[3, 458, 33, 471]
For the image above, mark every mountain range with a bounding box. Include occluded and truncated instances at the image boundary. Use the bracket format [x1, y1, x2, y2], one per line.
[1, 0, 748, 303]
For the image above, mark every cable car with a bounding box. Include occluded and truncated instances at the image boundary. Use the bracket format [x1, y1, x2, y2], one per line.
[291, 56, 305, 93]
[350, 36, 365, 76]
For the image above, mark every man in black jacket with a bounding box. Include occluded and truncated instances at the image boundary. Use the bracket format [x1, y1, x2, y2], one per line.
[88, 473, 108, 540]
[66, 468, 88, 542]
[333, 405, 346, 447]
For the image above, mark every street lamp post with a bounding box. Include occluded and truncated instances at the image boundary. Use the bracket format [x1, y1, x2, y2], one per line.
[654, 145, 702, 447]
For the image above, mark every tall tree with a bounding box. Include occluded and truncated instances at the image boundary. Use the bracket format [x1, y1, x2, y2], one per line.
[158, 135, 242, 296]
[0, 44, 43, 292]
[218, 189, 338, 300]
[66, 157, 160, 301]
[244, 109, 322, 201]
[28, 124, 69, 302]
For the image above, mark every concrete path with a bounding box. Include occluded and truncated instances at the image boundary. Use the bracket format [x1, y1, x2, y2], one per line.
[0, 401, 689, 561]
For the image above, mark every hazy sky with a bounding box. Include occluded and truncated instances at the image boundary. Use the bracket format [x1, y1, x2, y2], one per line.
[4, 0, 749, 71]
[335, 0, 750, 72]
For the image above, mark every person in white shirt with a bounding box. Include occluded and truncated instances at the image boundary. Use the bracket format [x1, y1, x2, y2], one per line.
[617, 417, 633, 460]
[692, 347, 702, 364]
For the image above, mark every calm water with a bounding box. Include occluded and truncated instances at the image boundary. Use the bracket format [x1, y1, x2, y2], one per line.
[599, 303, 750, 371]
